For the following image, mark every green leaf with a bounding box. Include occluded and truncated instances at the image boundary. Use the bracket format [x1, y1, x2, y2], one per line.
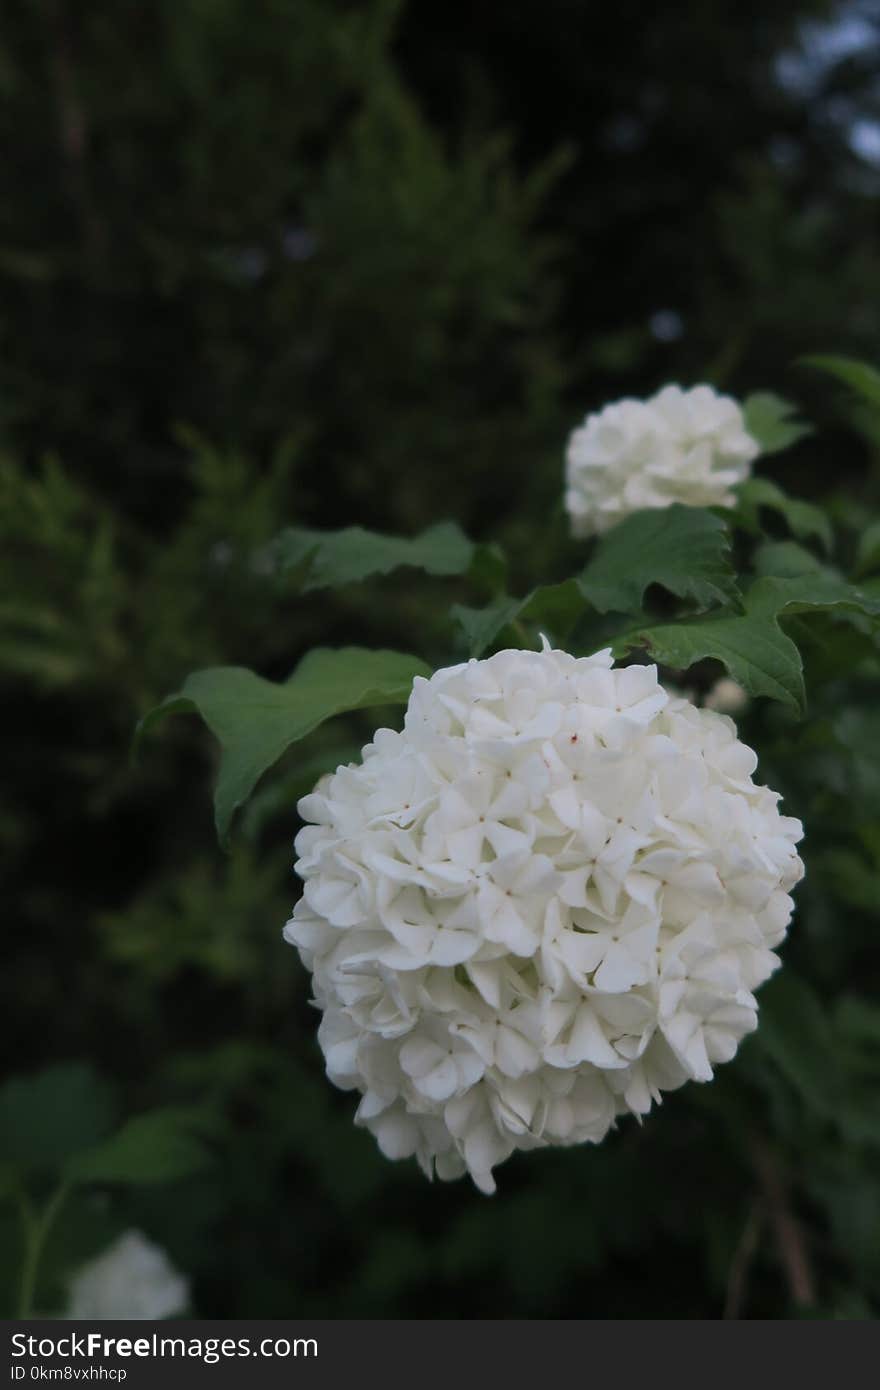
[451, 580, 587, 658]
[452, 596, 524, 658]
[467, 540, 509, 597]
[835, 996, 880, 1050]
[578, 506, 739, 615]
[67, 1109, 211, 1186]
[755, 974, 841, 1119]
[752, 540, 826, 578]
[238, 738, 364, 842]
[756, 978, 880, 1149]
[862, 576, 880, 601]
[815, 848, 880, 919]
[618, 609, 803, 710]
[746, 574, 880, 620]
[274, 522, 474, 591]
[802, 354, 880, 412]
[733, 478, 833, 554]
[0, 1065, 117, 1175]
[137, 647, 431, 842]
[521, 580, 587, 642]
[855, 520, 880, 579]
[743, 392, 812, 455]
[616, 574, 880, 713]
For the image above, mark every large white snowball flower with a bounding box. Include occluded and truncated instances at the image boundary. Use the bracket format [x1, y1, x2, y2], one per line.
[565, 383, 759, 537]
[285, 645, 803, 1194]
[66, 1231, 189, 1320]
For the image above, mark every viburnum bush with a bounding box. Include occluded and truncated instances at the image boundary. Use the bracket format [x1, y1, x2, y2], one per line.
[137, 368, 880, 1195]
[5, 360, 880, 1320]
[4, 0, 880, 1321]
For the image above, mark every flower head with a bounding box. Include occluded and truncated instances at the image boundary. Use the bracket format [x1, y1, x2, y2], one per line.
[66, 1231, 189, 1320]
[285, 646, 803, 1193]
[565, 383, 759, 537]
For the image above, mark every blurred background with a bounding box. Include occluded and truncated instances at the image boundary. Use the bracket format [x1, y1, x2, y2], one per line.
[3, 0, 880, 1318]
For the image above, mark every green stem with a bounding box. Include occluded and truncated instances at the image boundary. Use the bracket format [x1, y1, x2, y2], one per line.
[17, 1180, 71, 1318]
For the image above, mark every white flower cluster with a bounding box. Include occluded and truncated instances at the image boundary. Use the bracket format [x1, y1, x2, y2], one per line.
[66, 1231, 189, 1321]
[565, 383, 759, 537]
[285, 646, 803, 1194]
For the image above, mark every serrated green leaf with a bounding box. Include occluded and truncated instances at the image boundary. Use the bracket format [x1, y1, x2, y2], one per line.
[137, 648, 431, 842]
[733, 478, 833, 554]
[746, 574, 880, 620]
[274, 521, 474, 591]
[67, 1109, 211, 1186]
[0, 1065, 117, 1175]
[743, 392, 812, 455]
[616, 574, 880, 713]
[618, 610, 804, 710]
[578, 506, 739, 615]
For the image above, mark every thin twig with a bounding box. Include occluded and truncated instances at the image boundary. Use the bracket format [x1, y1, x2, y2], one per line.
[723, 1199, 763, 1319]
[17, 1180, 72, 1318]
[42, 0, 105, 267]
[749, 1136, 816, 1309]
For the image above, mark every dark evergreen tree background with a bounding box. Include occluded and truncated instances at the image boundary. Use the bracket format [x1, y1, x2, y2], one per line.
[2, 0, 880, 1318]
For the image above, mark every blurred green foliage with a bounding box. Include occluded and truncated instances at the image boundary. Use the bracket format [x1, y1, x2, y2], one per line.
[3, 0, 880, 1320]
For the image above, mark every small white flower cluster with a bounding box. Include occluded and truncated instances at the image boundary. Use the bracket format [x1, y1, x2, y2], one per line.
[565, 384, 759, 537]
[66, 1231, 189, 1321]
[285, 646, 803, 1194]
